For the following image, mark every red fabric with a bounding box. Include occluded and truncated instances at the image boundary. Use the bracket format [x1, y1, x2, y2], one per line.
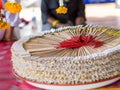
[0, 41, 119, 90]
[0, 41, 44, 90]
[0, 0, 2, 9]
[59, 35, 104, 49]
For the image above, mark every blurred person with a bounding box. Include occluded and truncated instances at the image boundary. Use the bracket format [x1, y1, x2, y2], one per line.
[0, 0, 20, 41]
[41, 0, 86, 31]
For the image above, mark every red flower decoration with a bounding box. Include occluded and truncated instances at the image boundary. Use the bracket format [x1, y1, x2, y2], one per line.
[58, 35, 104, 49]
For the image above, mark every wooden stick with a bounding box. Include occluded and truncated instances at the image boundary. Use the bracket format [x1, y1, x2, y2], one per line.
[83, 47, 91, 55]
[27, 47, 56, 52]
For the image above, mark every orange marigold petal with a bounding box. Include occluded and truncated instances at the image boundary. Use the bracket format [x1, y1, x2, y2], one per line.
[56, 6, 68, 14]
[5, 2, 22, 13]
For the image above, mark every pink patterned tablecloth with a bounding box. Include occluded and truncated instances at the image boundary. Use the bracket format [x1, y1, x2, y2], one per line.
[0, 41, 119, 90]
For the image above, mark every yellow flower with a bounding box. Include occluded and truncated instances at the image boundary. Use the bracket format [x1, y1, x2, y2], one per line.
[0, 21, 10, 30]
[5, 2, 22, 13]
[56, 6, 68, 14]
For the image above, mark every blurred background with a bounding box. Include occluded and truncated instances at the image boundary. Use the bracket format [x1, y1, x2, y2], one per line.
[16, 0, 120, 38]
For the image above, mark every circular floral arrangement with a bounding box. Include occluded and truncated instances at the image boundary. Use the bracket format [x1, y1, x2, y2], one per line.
[24, 25, 120, 56]
[12, 25, 120, 86]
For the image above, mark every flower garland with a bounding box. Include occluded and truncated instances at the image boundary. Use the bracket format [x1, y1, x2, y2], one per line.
[0, 0, 22, 30]
[5, 0, 22, 14]
[0, 9, 10, 30]
[56, 0, 68, 14]
[0, 20, 10, 30]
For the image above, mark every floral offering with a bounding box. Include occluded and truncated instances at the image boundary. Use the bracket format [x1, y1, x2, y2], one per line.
[5, 0, 22, 14]
[56, 0, 68, 14]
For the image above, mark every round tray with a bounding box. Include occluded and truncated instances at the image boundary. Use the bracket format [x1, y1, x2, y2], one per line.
[26, 78, 119, 90]
[14, 72, 120, 90]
